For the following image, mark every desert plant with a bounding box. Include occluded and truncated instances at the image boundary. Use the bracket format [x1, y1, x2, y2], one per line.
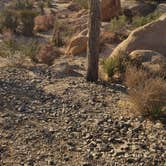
[52, 20, 74, 46]
[110, 15, 127, 32]
[132, 12, 161, 28]
[19, 41, 40, 62]
[125, 66, 166, 118]
[9, 0, 33, 10]
[102, 54, 130, 78]
[18, 10, 37, 36]
[0, 39, 39, 62]
[52, 21, 64, 47]
[6, 51, 27, 67]
[0, 9, 18, 33]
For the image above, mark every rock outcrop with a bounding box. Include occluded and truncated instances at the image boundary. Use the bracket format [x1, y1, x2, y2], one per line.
[110, 14, 166, 58]
[34, 14, 55, 32]
[65, 35, 88, 56]
[130, 50, 166, 75]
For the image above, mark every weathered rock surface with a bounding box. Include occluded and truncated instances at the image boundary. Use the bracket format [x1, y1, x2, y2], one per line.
[110, 14, 166, 58]
[65, 35, 88, 56]
[34, 14, 55, 32]
[130, 50, 166, 74]
[0, 56, 166, 165]
[121, 1, 156, 17]
[101, 0, 121, 21]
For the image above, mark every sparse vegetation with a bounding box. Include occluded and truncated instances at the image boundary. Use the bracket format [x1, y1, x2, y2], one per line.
[110, 15, 127, 32]
[132, 11, 161, 28]
[0, 39, 39, 64]
[110, 12, 161, 32]
[125, 66, 166, 119]
[0, 9, 18, 33]
[0, 0, 166, 165]
[9, 0, 33, 10]
[102, 54, 130, 78]
[18, 9, 37, 36]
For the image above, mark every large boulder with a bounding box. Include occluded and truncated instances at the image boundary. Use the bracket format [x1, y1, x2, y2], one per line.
[101, 0, 121, 21]
[65, 30, 122, 56]
[65, 35, 88, 56]
[34, 14, 55, 32]
[130, 50, 166, 76]
[121, 1, 156, 17]
[156, 3, 166, 13]
[110, 14, 166, 58]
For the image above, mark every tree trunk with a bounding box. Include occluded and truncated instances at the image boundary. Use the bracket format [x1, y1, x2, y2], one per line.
[86, 0, 101, 82]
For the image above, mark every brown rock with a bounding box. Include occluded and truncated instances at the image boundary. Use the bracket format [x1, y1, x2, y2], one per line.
[130, 50, 166, 75]
[65, 35, 88, 56]
[37, 44, 61, 65]
[34, 14, 55, 32]
[110, 14, 166, 58]
[101, 0, 121, 21]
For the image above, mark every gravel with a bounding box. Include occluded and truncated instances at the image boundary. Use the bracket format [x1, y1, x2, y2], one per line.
[0, 58, 165, 165]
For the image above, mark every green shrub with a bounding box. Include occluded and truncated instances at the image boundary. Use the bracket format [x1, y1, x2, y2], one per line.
[109, 12, 161, 32]
[18, 10, 37, 36]
[132, 12, 161, 28]
[102, 54, 130, 78]
[10, 0, 33, 10]
[0, 39, 39, 62]
[110, 15, 127, 32]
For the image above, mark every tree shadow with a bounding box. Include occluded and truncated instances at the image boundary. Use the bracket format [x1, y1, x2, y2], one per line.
[0, 73, 62, 114]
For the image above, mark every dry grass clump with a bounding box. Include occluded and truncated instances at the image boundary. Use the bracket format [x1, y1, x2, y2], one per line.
[125, 66, 166, 118]
[102, 54, 130, 78]
[0, 39, 39, 66]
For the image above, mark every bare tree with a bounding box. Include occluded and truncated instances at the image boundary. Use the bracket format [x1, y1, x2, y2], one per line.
[86, 0, 101, 82]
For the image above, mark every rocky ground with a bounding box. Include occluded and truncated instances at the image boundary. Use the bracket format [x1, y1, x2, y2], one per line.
[0, 0, 166, 165]
[0, 56, 166, 166]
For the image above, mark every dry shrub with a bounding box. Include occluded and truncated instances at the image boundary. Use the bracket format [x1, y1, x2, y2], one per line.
[125, 66, 150, 89]
[0, 9, 18, 33]
[6, 51, 26, 67]
[37, 43, 61, 65]
[125, 66, 166, 118]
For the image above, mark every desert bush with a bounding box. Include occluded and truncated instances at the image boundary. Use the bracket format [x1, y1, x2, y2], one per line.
[102, 54, 130, 78]
[6, 51, 27, 67]
[0, 9, 18, 33]
[52, 20, 74, 46]
[132, 12, 161, 28]
[110, 12, 161, 32]
[0, 39, 18, 57]
[19, 41, 40, 62]
[110, 15, 127, 32]
[0, 39, 39, 63]
[18, 10, 37, 36]
[125, 66, 166, 118]
[52, 21, 64, 47]
[9, 0, 33, 10]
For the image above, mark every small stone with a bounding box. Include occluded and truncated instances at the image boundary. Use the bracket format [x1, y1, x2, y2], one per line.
[64, 156, 69, 161]
[82, 162, 92, 166]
